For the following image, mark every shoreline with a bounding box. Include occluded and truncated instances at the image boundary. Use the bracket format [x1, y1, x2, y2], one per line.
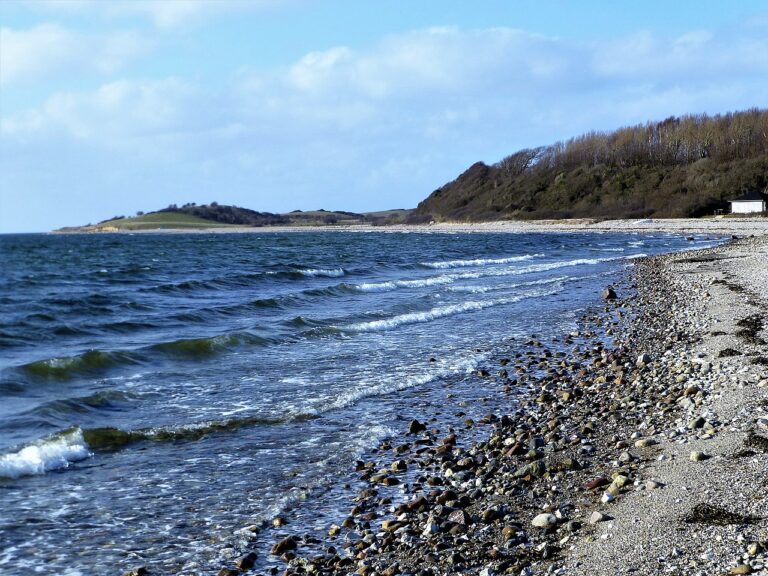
[205, 237, 768, 576]
[53, 217, 768, 237]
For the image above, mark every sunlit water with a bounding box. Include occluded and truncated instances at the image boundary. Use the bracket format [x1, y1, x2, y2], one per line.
[0, 231, 720, 574]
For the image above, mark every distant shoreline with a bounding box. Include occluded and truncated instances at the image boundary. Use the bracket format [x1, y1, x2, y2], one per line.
[51, 217, 768, 236]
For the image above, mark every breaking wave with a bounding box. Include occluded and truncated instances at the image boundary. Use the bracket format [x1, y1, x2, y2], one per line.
[420, 254, 541, 269]
[0, 429, 91, 479]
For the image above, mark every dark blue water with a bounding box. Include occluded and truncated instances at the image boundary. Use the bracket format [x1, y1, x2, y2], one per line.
[0, 231, 719, 574]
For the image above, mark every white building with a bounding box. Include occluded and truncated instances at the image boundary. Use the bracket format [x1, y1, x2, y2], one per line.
[730, 190, 766, 214]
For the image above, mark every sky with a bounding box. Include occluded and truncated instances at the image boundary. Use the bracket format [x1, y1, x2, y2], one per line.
[1, 1, 768, 232]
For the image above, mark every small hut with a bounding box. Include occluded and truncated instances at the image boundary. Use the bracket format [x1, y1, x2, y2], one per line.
[729, 190, 767, 214]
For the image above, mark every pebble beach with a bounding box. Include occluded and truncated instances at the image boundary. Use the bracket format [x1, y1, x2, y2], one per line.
[220, 232, 768, 576]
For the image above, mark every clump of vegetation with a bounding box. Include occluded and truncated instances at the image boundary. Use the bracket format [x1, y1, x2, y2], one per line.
[413, 108, 768, 221]
[158, 203, 289, 226]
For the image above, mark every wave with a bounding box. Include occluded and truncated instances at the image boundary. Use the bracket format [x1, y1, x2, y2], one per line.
[82, 412, 319, 451]
[344, 288, 554, 333]
[24, 390, 139, 421]
[149, 332, 272, 357]
[294, 268, 345, 278]
[354, 275, 456, 292]
[420, 253, 541, 269]
[20, 350, 144, 380]
[0, 429, 91, 479]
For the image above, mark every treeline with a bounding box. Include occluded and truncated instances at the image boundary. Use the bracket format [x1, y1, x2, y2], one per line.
[414, 109, 768, 221]
[159, 202, 289, 226]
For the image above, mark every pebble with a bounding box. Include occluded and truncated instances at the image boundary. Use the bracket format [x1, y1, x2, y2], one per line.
[531, 513, 558, 528]
[690, 451, 709, 462]
[589, 511, 610, 524]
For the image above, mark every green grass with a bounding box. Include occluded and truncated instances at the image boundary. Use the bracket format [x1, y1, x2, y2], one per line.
[93, 212, 243, 230]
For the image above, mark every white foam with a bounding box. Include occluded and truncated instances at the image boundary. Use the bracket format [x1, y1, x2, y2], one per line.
[355, 275, 455, 292]
[420, 253, 541, 269]
[297, 268, 345, 277]
[316, 354, 483, 414]
[345, 287, 556, 333]
[0, 429, 92, 479]
[352, 257, 602, 294]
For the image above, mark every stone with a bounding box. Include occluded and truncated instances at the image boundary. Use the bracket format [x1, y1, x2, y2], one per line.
[407, 419, 426, 434]
[391, 460, 407, 472]
[515, 459, 547, 478]
[382, 520, 405, 532]
[589, 511, 610, 524]
[531, 513, 557, 528]
[730, 565, 753, 575]
[602, 287, 618, 300]
[234, 552, 258, 571]
[501, 526, 518, 540]
[618, 451, 634, 463]
[583, 477, 610, 491]
[690, 451, 710, 461]
[270, 536, 297, 555]
[634, 438, 657, 448]
[645, 480, 663, 490]
[600, 491, 615, 503]
[122, 569, 149, 576]
[637, 352, 652, 366]
[448, 510, 471, 525]
[687, 416, 706, 429]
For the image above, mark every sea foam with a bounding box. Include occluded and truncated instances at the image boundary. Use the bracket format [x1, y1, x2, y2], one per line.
[296, 268, 345, 277]
[420, 254, 541, 269]
[0, 429, 91, 479]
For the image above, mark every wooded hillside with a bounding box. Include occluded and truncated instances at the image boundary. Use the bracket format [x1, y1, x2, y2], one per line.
[413, 109, 768, 221]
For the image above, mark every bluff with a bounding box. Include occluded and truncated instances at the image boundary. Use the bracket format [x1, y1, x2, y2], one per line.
[413, 109, 768, 222]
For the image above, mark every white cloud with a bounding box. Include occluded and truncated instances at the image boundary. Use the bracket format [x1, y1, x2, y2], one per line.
[0, 24, 149, 86]
[3, 77, 197, 145]
[3, 22, 768, 231]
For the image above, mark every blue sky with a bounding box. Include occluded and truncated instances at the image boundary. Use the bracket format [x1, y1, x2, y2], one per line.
[2, 1, 768, 232]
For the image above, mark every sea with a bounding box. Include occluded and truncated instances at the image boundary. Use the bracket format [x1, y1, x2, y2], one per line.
[0, 230, 720, 575]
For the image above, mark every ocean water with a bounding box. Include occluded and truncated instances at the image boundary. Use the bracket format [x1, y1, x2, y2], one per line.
[0, 231, 719, 574]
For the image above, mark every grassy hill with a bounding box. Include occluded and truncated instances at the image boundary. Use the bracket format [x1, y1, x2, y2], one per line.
[57, 204, 414, 232]
[412, 108, 768, 222]
[58, 212, 246, 232]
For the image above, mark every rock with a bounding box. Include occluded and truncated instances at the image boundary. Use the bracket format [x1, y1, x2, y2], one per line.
[407, 419, 426, 434]
[515, 459, 547, 478]
[501, 526, 518, 540]
[391, 459, 407, 472]
[637, 352, 652, 366]
[234, 552, 258, 571]
[602, 287, 618, 300]
[583, 477, 610, 491]
[618, 451, 634, 463]
[600, 491, 615, 503]
[690, 451, 709, 461]
[122, 569, 149, 576]
[328, 524, 341, 537]
[382, 520, 405, 532]
[448, 510, 471, 525]
[645, 480, 664, 490]
[272, 516, 286, 527]
[531, 513, 557, 528]
[730, 565, 753, 575]
[687, 416, 706, 429]
[634, 438, 657, 448]
[217, 569, 239, 576]
[589, 511, 610, 524]
[270, 536, 297, 555]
